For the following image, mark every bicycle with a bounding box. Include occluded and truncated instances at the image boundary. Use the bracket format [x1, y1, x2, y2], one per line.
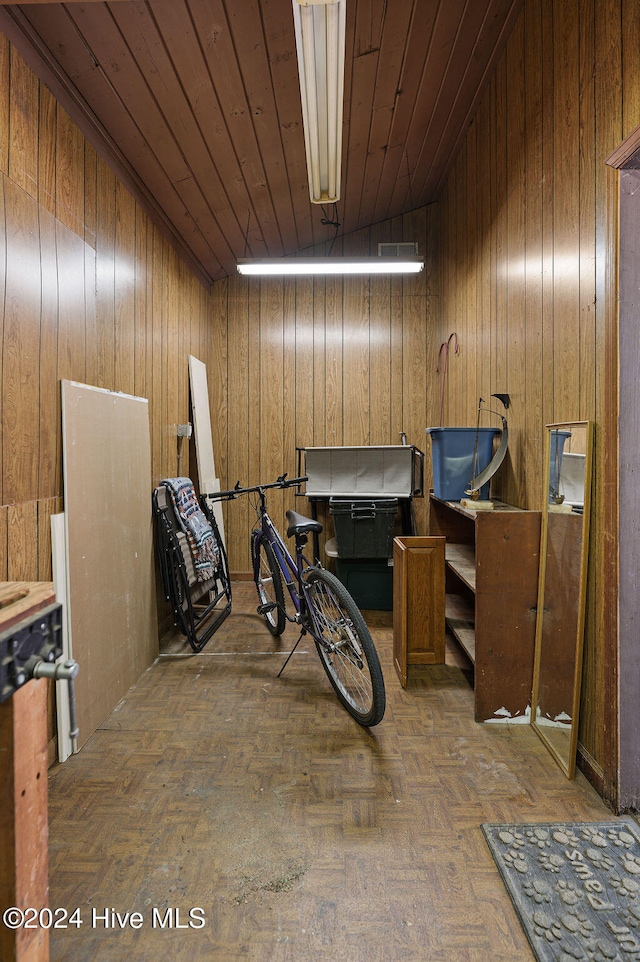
[205, 475, 386, 727]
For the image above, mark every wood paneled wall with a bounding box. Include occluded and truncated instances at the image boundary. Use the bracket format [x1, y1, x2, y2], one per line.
[0, 37, 211, 754]
[208, 209, 436, 575]
[0, 35, 210, 592]
[427, 0, 640, 804]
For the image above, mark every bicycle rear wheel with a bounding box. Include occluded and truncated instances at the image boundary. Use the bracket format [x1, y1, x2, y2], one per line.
[253, 534, 286, 636]
[304, 568, 385, 727]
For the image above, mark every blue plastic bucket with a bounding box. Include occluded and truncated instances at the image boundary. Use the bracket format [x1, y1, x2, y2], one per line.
[426, 427, 500, 501]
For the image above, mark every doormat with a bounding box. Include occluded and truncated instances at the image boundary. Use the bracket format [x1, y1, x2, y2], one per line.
[482, 821, 640, 961]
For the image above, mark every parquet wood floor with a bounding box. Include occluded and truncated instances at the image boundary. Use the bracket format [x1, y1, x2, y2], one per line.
[47, 583, 613, 961]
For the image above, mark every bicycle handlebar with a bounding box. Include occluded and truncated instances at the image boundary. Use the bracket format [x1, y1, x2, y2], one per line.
[203, 474, 307, 502]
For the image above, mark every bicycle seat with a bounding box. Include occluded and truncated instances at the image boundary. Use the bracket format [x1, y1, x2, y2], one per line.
[285, 509, 323, 538]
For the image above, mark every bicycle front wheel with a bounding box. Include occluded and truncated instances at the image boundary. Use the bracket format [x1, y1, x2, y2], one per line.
[253, 534, 286, 636]
[304, 568, 385, 727]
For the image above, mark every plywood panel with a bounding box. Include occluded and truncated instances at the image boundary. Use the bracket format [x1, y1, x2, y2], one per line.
[61, 380, 158, 750]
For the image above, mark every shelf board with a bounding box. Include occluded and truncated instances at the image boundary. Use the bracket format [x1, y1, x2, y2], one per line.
[445, 593, 476, 664]
[430, 493, 524, 519]
[445, 543, 476, 591]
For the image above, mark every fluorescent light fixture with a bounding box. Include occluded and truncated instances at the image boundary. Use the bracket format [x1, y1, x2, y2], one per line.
[292, 0, 346, 204]
[237, 256, 424, 276]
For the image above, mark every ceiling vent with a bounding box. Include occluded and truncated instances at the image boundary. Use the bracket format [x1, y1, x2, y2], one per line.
[378, 242, 419, 258]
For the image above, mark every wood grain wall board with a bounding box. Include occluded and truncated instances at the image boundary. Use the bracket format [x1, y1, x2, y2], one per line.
[248, 279, 262, 494]
[56, 220, 87, 384]
[312, 276, 327, 448]
[505, 16, 527, 507]
[552, 0, 581, 423]
[0, 34, 8, 176]
[390, 287, 405, 448]
[342, 277, 370, 446]
[95, 159, 116, 391]
[456, 150, 471, 424]
[8, 45, 38, 199]
[281, 275, 297, 470]
[540, 0, 554, 430]
[226, 275, 251, 572]
[37, 82, 56, 217]
[294, 275, 314, 451]
[164, 247, 180, 479]
[114, 180, 136, 397]
[209, 278, 228, 493]
[55, 104, 84, 237]
[7, 500, 38, 581]
[523, 0, 544, 510]
[463, 134, 479, 441]
[82, 140, 97, 251]
[324, 274, 343, 448]
[61, 380, 158, 751]
[3, 178, 41, 505]
[83, 225, 98, 399]
[369, 284, 392, 446]
[38, 205, 58, 500]
[149, 228, 164, 483]
[133, 203, 147, 400]
[475, 98, 491, 421]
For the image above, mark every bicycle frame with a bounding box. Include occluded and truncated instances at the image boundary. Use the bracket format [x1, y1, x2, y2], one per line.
[206, 475, 316, 629]
[250, 491, 313, 625]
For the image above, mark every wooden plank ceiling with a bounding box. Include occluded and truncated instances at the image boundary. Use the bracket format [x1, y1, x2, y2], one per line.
[0, 0, 523, 284]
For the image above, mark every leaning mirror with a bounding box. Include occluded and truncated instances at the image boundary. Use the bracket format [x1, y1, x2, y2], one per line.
[531, 420, 593, 779]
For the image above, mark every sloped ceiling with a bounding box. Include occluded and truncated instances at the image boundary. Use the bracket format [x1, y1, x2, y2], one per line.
[0, 0, 523, 285]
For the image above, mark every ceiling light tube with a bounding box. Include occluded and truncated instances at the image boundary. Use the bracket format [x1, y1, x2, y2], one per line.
[237, 257, 424, 276]
[293, 0, 346, 205]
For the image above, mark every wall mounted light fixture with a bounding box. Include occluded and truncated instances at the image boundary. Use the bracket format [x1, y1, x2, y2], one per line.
[293, 0, 346, 205]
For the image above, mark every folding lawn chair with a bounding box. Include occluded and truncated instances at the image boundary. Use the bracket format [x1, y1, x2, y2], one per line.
[152, 477, 231, 652]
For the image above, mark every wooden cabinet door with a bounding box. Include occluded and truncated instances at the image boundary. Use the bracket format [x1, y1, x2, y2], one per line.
[393, 537, 446, 687]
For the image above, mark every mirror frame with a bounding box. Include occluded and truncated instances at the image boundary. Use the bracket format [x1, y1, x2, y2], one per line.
[531, 420, 594, 779]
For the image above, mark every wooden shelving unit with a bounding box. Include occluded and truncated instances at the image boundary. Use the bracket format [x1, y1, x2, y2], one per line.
[429, 494, 541, 723]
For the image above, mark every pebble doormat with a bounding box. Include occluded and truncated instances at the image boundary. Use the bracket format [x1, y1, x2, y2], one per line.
[482, 821, 640, 961]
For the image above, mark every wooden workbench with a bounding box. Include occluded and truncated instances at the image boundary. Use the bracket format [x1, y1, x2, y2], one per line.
[0, 582, 56, 962]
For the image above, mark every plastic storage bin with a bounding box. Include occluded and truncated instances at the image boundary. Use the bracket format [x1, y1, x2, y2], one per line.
[335, 558, 394, 610]
[548, 429, 572, 501]
[329, 498, 398, 559]
[426, 427, 500, 501]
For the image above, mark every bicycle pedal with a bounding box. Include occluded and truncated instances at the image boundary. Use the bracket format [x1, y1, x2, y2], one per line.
[257, 602, 277, 615]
